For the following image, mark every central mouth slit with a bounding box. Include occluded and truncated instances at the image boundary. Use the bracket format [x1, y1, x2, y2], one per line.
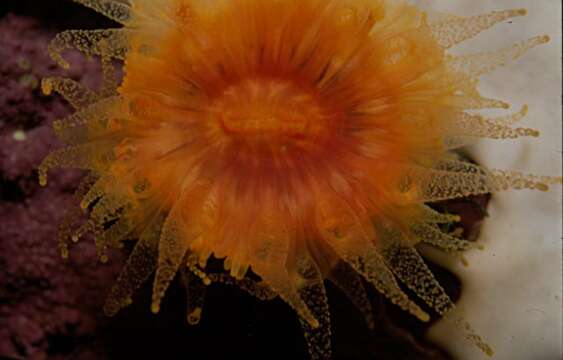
[211, 78, 334, 144]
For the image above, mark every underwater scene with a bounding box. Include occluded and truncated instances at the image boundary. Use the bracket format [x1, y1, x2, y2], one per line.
[0, 1, 561, 359]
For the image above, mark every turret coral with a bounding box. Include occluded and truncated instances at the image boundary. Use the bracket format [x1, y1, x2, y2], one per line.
[38, 1, 561, 358]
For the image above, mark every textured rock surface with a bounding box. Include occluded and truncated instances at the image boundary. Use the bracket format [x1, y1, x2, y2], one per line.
[0, 11, 123, 360]
[425, 1, 562, 360]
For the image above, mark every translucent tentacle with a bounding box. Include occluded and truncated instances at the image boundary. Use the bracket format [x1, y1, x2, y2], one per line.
[97, 216, 134, 248]
[53, 96, 121, 144]
[249, 204, 320, 327]
[489, 169, 562, 192]
[87, 192, 130, 261]
[38, 144, 114, 186]
[435, 160, 561, 190]
[407, 166, 560, 203]
[340, 247, 430, 322]
[180, 266, 207, 325]
[447, 93, 509, 110]
[296, 255, 332, 360]
[382, 244, 493, 356]
[151, 209, 193, 314]
[80, 176, 112, 210]
[104, 217, 162, 316]
[89, 193, 126, 225]
[48, 29, 128, 69]
[71, 0, 131, 25]
[488, 104, 529, 126]
[433, 160, 485, 174]
[412, 223, 479, 252]
[42, 77, 100, 109]
[100, 40, 119, 97]
[419, 205, 461, 224]
[447, 35, 550, 78]
[58, 174, 98, 259]
[415, 170, 491, 202]
[261, 269, 320, 328]
[383, 245, 452, 314]
[429, 9, 526, 49]
[205, 273, 277, 301]
[328, 261, 375, 329]
[452, 107, 539, 139]
[316, 189, 428, 321]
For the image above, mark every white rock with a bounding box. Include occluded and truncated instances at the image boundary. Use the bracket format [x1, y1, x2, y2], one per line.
[421, 1, 562, 359]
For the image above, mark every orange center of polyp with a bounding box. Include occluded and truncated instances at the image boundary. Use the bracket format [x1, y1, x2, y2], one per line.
[209, 78, 335, 150]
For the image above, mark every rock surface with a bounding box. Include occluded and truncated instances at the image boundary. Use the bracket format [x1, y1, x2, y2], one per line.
[425, 1, 562, 360]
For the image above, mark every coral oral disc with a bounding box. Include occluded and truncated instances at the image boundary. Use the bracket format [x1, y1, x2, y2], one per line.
[210, 78, 334, 155]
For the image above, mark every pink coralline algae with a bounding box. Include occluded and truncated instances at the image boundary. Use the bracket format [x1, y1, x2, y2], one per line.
[0, 13, 124, 360]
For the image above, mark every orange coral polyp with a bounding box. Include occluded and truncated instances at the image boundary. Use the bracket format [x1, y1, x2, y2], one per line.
[39, 0, 562, 358]
[116, 0, 444, 272]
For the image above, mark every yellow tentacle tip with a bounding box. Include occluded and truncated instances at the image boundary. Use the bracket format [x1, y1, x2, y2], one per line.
[187, 308, 202, 325]
[540, 35, 551, 43]
[419, 312, 431, 323]
[151, 302, 161, 314]
[483, 345, 495, 357]
[308, 318, 320, 329]
[41, 78, 53, 95]
[38, 177, 47, 187]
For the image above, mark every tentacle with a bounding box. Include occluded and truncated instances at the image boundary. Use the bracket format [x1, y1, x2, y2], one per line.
[452, 106, 539, 139]
[180, 265, 207, 325]
[433, 160, 486, 174]
[42, 77, 100, 109]
[489, 169, 562, 192]
[259, 268, 320, 328]
[429, 9, 526, 49]
[328, 261, 375, 329]
[446, 35, 549, 78]
[382, 244, 493, 356]
[58, 174, 98, 259]
[80, 175, 113, 210]
[419, 205, 461, 224]
[99, 40, 119, 97]
[412, 223, 479, 253]
[151, 208, 194, 314]
[296, 255, 332, 360]
[315, 189, 429, 321]
[487, 104, 529, 126]
[104, 217, 162, 316]
[414, 170, 494, 201]
[447, 93, 509, 110]
[205, 273, 277, 301]
[71, 0, 131, 25]
[244, 200, 320, 328]
[38, 143, 114, 186]
[48, 29, 128, 69]
[52, 97, 121, 144]
[84, 191, 131, 261]
[89, 193, 127, 226]
[337, 245, 429, 322]
[403, 165, 560, 203]
[97, 216, 134, 248]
